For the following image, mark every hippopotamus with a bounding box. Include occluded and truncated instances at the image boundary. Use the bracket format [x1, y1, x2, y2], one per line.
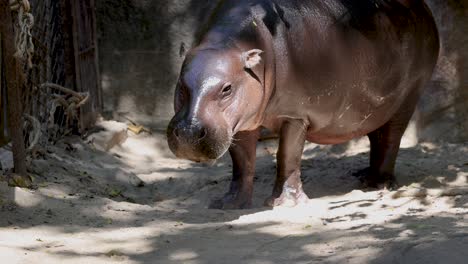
[167, 0, 439, 209]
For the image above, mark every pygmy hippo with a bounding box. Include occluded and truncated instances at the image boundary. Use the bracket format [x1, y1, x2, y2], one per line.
[167, 0, 439, 209]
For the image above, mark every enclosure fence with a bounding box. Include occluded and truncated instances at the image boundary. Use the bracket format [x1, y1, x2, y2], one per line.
[1, 0, 101, 177]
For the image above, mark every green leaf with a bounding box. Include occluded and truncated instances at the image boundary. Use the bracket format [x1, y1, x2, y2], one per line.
[108, 188, 122, 198]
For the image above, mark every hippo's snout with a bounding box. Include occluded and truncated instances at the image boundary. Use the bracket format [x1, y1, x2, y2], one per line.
[167, 117, 231, 162]
[172, 122, 207, 144]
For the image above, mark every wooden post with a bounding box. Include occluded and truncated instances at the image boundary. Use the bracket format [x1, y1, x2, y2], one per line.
[0, 32, 7, 147]
[0, 32, 11, 147]
[0, 2, 28, 175]
[59, 0, 77, 90]
[70, 0, 102, 132]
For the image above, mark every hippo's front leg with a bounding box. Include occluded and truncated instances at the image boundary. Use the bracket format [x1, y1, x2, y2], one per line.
[265, 120, 309, 207]
[209, 130, 260, 209]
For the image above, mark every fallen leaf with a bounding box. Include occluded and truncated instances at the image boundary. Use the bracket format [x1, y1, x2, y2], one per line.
[127, 124, 151, 135]
[8, 174, 33, 188]
[127, 125, 141, 134]
[108, 188, 122, 198]
[105, 249, 124, 257]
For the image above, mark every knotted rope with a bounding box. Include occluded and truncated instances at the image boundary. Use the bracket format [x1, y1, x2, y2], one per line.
[39, 83, 90, 127]
[10, 0, 34, 68]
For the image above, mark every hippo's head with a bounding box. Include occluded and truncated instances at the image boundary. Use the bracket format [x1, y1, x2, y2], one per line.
[167, 48, 265, 162]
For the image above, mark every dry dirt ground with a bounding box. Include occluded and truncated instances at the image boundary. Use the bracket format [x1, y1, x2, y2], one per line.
[0, 120, 467, 264]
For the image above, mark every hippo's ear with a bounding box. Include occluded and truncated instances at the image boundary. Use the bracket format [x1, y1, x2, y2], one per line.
[242, 49, 263, 69]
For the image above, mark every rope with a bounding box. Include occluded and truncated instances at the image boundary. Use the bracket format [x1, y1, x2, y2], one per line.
[23, 114, 41, 152]
[10, 0, 34, 68]
[39, 83, 90, 126]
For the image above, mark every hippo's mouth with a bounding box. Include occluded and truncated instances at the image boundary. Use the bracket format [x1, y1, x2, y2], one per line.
[168, 138, 232, 162]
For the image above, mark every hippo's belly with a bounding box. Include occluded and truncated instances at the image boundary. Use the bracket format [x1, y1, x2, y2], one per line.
[269, 78, 412, 145]
[304, 86, 410, 144]
[304, 110, 384, 145]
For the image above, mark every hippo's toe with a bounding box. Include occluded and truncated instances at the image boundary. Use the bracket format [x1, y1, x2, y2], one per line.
[264, 188, 309, 208]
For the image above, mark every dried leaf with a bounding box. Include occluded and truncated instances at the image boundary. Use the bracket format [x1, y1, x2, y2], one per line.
[8, 174, 33, 188]
[127, 125, 144, 134]
[105, 249, 124, 257]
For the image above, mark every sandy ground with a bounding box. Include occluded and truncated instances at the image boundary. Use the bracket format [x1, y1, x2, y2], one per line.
[0, 120, 467, 264]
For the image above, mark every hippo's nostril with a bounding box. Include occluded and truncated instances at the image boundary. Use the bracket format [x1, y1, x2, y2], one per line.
[171, 122, 207, 142]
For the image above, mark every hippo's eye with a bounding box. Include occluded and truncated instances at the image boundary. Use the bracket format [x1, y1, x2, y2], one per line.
[220, 83, 233, 98]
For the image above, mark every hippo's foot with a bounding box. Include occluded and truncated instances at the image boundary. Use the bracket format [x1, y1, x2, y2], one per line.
[264, 185, 309, 207]
[353, 167, 399, 190]
[209, 191, 252, 210]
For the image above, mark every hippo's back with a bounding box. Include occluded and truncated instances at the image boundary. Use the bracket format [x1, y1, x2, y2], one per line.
[264, 0, 439, 143]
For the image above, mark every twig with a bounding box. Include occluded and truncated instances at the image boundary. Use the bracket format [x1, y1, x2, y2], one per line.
[40, 83, 85, 100]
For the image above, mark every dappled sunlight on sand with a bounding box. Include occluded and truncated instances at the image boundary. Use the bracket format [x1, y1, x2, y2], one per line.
[1, 120, 467, 263]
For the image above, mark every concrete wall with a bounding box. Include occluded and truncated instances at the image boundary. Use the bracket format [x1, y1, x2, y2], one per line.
[96, 0, 468, 141]
[96, 0, 216, 127]
[419, 0, 468, 142]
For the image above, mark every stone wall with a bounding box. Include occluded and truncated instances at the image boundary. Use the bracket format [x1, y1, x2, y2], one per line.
[96, 0, 468, 141]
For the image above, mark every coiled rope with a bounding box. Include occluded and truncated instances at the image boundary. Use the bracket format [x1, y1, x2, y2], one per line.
[9, 0, 34, 68]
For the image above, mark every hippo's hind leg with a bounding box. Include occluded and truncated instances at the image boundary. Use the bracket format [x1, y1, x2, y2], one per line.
[209, 130, 259, 209]
[355, 89, 420, 190]
[265, 120, 309, 207]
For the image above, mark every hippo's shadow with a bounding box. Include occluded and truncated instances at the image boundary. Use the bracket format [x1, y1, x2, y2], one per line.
[246, 141, 466, 208]
[147, 140, 466, 224]
[297, 143, 465, 200]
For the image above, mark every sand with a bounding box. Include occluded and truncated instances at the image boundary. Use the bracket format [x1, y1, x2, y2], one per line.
[0, 120, 467, 264]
